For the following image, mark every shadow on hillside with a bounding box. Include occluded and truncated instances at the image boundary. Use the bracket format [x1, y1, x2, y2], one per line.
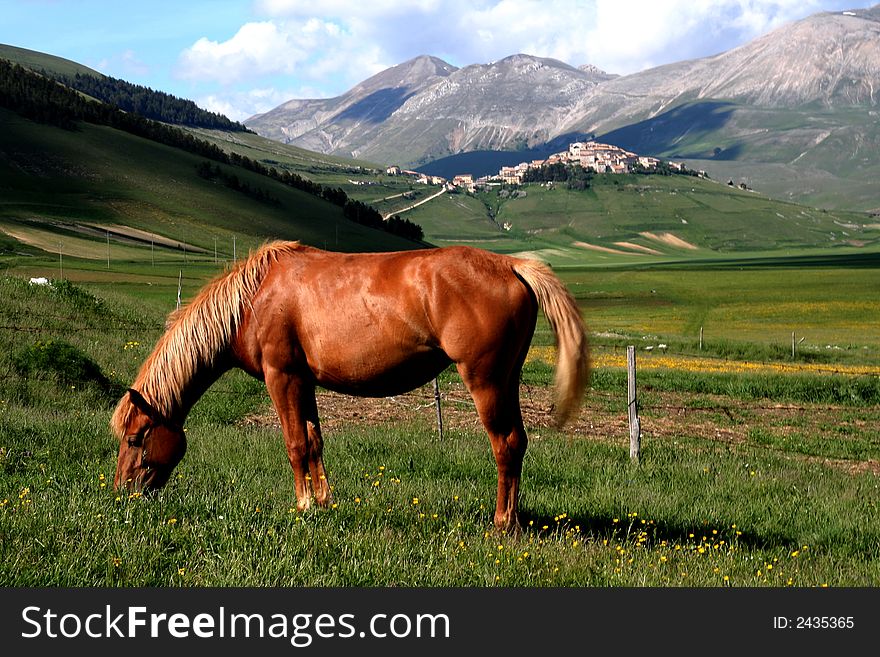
[337, 87, 416, 124]
[598, 100, 740, 160]
[416, 131, 592, 179]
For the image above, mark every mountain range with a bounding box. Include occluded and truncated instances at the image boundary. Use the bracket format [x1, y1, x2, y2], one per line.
[246, 5, 880, 211]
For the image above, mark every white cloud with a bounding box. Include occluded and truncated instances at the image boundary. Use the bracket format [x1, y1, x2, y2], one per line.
[197, 87, 313, 122]
[175, 19, 364, 86]
[248, 0, 845, 78]
[441, 0, 833, 74]
[255, 0, 441, 17]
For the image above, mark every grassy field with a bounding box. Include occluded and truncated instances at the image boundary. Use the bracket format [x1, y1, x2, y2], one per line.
[558, 264, 880, 362]
[1, 257, 878, 587]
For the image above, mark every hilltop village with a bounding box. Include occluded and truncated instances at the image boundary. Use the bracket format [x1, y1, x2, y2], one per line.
[384, 141, 702, 192]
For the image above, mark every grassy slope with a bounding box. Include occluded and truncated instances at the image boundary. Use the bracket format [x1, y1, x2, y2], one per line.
[0, 109, 421, 279]
[183, 120, 880, 263]
[192, 125, 880, 263]
[598, 101, 880, 212]
[401, 175, 880, 265]
[0, 43, 103, 79]
[183, 126, 384, 174]
[6, 41, 873, 272]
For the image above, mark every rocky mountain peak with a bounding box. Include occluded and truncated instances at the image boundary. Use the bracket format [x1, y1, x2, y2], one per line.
[245, 4, 880, 166]
[578, 63, 618, 81]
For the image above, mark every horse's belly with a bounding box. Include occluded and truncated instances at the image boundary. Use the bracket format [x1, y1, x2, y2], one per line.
[311, 348, 451, 397]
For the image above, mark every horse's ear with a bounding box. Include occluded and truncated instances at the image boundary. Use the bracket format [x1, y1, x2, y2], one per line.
[127, 388, 162, 421]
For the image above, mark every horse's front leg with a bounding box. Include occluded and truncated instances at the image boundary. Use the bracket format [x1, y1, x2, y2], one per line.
[303, 396, 333, 507]
[265, 370, 330, 511]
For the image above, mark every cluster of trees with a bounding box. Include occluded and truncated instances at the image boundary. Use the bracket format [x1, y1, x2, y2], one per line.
[630, 161, 704, 177]
[520, 162, 594, 190]
[0, 60, 425, 243]
[384, 215, 424, 242]
[63, 73, 252, 132]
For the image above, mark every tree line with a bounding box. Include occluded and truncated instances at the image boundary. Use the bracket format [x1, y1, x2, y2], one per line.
[630, 161, 704, 177]
[195, 161, 281, 206]
[0, 59, 424, 242]
[62, 72, 252, 132]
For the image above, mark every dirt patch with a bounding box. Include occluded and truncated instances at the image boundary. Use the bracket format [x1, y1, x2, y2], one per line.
[572, 241, 635, 255]
[510, 248, 574, 261]
[639, 231, 699, 250]
[79, 222, 208, 252]
[0, 219, 208, 259]
[613, 241, 664, 255]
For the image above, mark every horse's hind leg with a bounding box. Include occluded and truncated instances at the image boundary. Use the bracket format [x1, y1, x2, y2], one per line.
[265, 371, 331, 511]
[458, 366, 527, 532]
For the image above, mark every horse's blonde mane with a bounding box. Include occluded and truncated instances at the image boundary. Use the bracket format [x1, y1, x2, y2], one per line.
[110, 240, 303, 438]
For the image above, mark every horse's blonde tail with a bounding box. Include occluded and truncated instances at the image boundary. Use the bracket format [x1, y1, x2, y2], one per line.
[513, 258, 590, 427]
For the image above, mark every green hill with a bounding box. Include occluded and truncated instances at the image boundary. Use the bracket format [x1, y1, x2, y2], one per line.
[0, 108, 420, 269]
[182, 123, 880, 267]
[0, 46, 429, 283]
[3, 43, 879, 278]
[0, 43, 102, 80]
[598, 100, 880, 213]
[402, 174, 880, 266]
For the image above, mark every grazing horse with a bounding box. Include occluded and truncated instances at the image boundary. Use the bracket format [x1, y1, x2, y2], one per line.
[111, 241, 589, 530]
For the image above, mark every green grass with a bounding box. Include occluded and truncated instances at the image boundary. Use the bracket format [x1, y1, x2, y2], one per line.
[1, 400, 878, 587]
[557, 264, 880, 361]
[0, 44, 103, 79]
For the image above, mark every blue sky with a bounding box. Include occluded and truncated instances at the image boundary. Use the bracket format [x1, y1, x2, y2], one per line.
[1, 0, 876, 121]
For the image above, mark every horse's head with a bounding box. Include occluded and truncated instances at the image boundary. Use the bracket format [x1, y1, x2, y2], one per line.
[113, 389, 186, 492]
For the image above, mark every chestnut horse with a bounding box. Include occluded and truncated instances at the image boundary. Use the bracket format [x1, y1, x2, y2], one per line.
[111, 241, 588, 530]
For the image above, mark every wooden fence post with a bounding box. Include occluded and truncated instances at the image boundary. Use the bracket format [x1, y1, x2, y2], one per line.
[433, 377, 444, 440]
[627, 345, 641, 463]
